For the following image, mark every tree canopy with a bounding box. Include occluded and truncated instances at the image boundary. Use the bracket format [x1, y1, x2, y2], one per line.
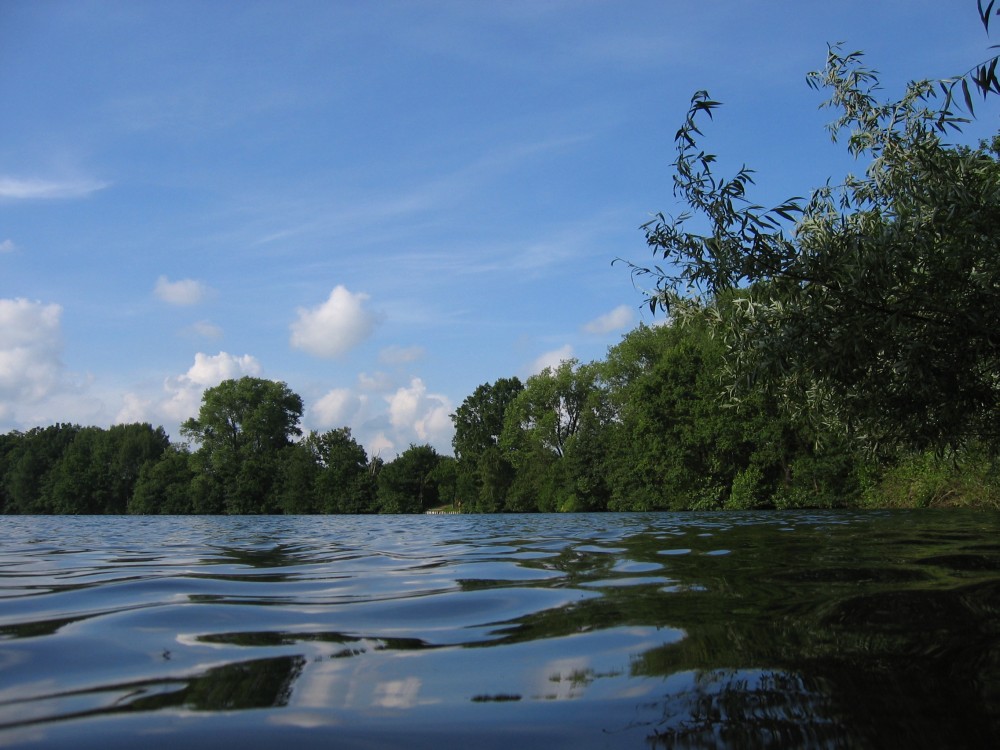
[627, 43, 1000, 454]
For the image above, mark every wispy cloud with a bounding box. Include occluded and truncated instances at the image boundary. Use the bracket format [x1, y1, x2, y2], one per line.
[0, 176, 108, 200]
[527, 345, 574, 376]
[185, 320, 224, 339]
[583, 304, 634, 335]
[248, 133, 592, 252]
[154, 276, 212, 306]
[153, 276, 211, 306]
[0, 239, 15, 253]
[379, 345, 425, 365]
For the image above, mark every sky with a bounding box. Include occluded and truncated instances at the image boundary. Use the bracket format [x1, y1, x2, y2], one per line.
[1, 1, 995, 459]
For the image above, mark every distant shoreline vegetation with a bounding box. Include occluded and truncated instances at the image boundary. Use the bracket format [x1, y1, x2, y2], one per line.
[1, 339, 998, 515]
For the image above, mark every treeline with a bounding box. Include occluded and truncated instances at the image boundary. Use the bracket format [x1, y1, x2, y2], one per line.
[2, 309, 996, 515]
[452, 310, 1000, 512]
[0, 419, 455, 516]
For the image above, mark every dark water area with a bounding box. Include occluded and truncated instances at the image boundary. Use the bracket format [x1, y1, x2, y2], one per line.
[0, 511, 998, 749]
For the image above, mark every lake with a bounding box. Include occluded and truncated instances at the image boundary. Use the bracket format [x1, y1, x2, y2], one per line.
[0, 511, 998, 748]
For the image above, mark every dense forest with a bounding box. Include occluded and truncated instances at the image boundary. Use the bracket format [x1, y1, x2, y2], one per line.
[4, 8, 1000, 515]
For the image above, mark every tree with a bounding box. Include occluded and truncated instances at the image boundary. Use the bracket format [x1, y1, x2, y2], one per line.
[272, 442, 321, 514]
[627, 42, 1000, 454]
[182, 377, 304, 513]
[600, 317, 861, 511]
[44, 423, 171, 514]
[501, 360, 611, 511]
[0, 425, 80, 513]
[376, 444, 442, 513]
[309, 428, 377, 513]
[130, 444, 196, 514]
[451, 377, 523, 511]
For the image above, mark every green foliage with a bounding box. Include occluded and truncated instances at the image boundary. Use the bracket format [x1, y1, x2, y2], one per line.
[44, 424, 171, 514]
[309, 428, 377, 513]
[600, 315, 863, 511]
[499, 360, 611, 512]
[182, 377, 303, 457]
[271, 442, 321, 514]
[182, 377, 304, 514]
[942, 2, 1000, 116]
[860, 446, 1000, 509]
[451, 377, 522, 511]
[376, 444, 442, 513]
[429, 456, 458, 509]
[0, 423, 169, 514]
[130, 444, 196, 514]
[726, 465, 764, 510]
[1, 425, 80, 513]
[628, 41, 1000, 455]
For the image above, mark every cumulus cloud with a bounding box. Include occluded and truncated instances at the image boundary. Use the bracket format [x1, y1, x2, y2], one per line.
[528, 345, 574, 376]
[0, 176, 108, 200]
[187, 351, 261, 385]
[303, 374, 455, 457]
[154, 275, 211, 306]
[290, 285, 380, 358]
[115, 392, 151, 425]
[0, 298, 64, 405]
[583, 304, 634, 334]
[358, 371, 393, 392]
[311, 387, 365, 428]
[385, 378, 454, 444]
[161, 351, 262, 422]
[367, 432, 395, 459]
[0, 239, 15, 253]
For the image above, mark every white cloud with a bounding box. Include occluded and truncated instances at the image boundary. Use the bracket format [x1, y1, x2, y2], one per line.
[290, 285, 380, 358]
[368, 432, 395, 459]
[528, 345, 574, 376]
[379, 345, 425, 365]
[0, 176, 108, 200]
[385, 377, 454, 445]
[154, 275, 211, 306]
[186, 351, 261, 386]
[0, 298, 63, 405]
[0, 301, 130, 431]
[160, 351, 262, 422]
[115, 392, 151, 425]
[306, 374, 456, 457]
[358, 371, 393, 392]
[583, 304, 634, 334]
[311, 387, 364, 428]
[0, 239, 15, 253]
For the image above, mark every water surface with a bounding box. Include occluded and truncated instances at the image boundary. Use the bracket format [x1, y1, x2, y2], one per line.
[1, 511, 998, 748]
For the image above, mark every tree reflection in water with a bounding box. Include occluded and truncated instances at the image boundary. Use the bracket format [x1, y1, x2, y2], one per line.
[0, 512, 998, 748]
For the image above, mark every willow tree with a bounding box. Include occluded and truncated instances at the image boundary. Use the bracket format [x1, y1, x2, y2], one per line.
[628, 43, 1000, 455]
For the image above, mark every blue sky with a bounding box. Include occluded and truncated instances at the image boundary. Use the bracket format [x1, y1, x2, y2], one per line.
[0, 1, 994, 458]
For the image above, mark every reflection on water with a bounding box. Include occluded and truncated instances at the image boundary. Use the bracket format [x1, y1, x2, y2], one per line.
[0, 511, 998, 748]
